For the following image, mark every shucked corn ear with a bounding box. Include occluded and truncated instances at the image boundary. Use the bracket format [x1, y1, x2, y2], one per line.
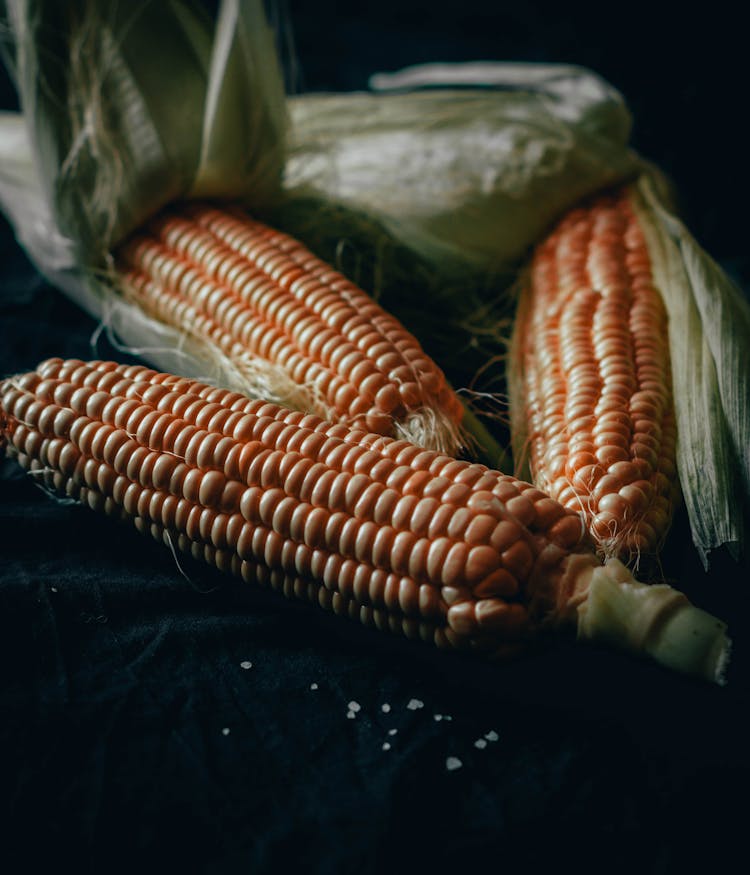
[509, 186, 678, 565]
[0, 358, 730, 683]
[114, 203, 464, 455]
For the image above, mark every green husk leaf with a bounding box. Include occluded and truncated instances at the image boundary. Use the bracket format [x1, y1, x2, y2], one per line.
[633, 174, 750, 566]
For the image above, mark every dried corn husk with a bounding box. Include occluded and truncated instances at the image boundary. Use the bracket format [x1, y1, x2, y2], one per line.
[0, 108, 290, 396]
[0, 0, 289, 392]
[632, 174, 750, 566]
[0, 0, 286, 263]
[283, 62, 640, 280]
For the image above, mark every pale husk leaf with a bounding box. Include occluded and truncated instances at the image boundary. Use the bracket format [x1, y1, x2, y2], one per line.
[0, 108, 300, 403]
[633, 174, 750, 566]
[0, 0, 286, 264]
[285, 62, 640, 277]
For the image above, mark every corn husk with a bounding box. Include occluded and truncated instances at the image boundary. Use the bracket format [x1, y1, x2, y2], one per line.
[0, 107, 293, 395]
[632, 174, 750, 566]
[283, 62, 640, 280]
[0, 0, 287, 263]
[0, 0, 288, 391]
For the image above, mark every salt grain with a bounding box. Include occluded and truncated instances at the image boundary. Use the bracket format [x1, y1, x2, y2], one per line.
[382, 742, 391, 751]
[50, 587, 58, 593]
[407, 698, 424, 710]
[221, 727, 230, 736]
[348, 701, 361, 713]
[240, 661, 253, 670]
[346, 710, 356, 719]
[388, 728, 398, 736]
[446, 757, 463, 771]
[310, 683, 319, 690]
[433, 714, 443, 721]
[485, 730, 499, 742]
[381, 703, 391, 713]
[474, 739, 488, 750]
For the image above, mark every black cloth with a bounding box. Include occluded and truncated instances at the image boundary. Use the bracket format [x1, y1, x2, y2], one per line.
[2, 5, 749, 874]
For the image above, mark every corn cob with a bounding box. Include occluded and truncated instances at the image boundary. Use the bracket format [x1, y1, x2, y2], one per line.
[0, 358, 729, 682]
[509, 186, 678, 565]
[114, 203, 464, 454]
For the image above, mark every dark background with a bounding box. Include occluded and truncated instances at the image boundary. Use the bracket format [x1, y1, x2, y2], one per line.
[1, 3, 748, 874]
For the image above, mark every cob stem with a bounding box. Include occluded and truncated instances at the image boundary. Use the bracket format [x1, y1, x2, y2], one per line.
[575, 559, 731, 684]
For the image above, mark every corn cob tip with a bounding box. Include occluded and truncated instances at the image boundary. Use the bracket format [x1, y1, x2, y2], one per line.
[394, 407, 464, 458]
[575, 559, 731, 685]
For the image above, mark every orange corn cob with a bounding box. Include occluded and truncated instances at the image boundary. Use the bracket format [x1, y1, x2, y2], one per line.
[0, 358, 728, 682]
[115, 203, 464, 454]
[510, 186, 678, 565]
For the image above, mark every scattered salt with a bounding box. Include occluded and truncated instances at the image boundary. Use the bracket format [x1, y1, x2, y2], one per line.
[346, 710, 357, 719]
[348, 701, 361, 713]
[310, 683, 319, 690]
[485, 730, 499, 742]
[406, 698, 424, 710]
[381, 703, 391, 713]
[433, 714, 443, 721]
[382, 742, 391, 751]
[50, 587, 58, 593]
[388, 728, 398, 736]
[474, 739, 488, 750]
[240, 661, 253, 670]
[221, 727, 230, 736]
[446, 757, 463, 771]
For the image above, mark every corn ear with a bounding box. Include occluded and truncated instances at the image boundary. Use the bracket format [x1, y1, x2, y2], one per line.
[508, 185, 679, 566]
[0, 357, 732, 683]
[510, 174, 749, 568]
